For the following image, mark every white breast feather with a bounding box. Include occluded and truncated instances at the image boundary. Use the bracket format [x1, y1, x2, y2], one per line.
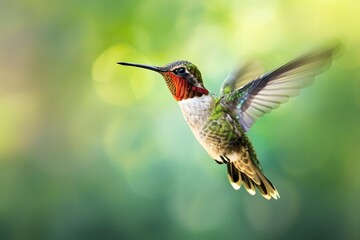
[178, 95, 218, 157]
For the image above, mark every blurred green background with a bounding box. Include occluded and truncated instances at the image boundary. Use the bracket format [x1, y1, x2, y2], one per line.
[1, 0, 360, 239]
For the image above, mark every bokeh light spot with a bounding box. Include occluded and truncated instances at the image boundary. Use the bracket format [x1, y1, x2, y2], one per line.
[92, 44, 155, 106]
[0, 92, 39, 158]
[167, 177, 231, 232]
[244, 178, 300, 238]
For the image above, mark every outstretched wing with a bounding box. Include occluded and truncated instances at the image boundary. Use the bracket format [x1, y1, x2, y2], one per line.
[220, 61, 263, 96]
[221, 44, 342, 132]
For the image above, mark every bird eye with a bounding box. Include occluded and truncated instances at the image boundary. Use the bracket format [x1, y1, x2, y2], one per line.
[175, 67, 186, 75]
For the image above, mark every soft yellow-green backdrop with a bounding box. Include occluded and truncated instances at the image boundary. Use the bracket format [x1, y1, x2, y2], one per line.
[1, 0, 360, 239]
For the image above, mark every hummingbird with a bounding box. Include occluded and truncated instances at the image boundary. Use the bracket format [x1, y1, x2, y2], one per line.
[118, 44, 341, 200]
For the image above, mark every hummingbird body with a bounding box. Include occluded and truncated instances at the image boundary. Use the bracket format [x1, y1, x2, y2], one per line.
[178, 94, 248, 164]
[178, 93, 274, 198]
[118, 44, 340, 200]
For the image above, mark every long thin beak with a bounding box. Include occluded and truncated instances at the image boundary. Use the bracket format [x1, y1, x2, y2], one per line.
[117, 62, 164, 72]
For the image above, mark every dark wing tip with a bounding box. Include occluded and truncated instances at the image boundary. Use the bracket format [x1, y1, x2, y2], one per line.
[329, 40, 345, 59]
[315, 40, 345, 60]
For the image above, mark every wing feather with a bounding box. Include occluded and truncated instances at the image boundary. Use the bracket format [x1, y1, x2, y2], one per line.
[221, 44, 342, 131]
[220, 61, 263, 95]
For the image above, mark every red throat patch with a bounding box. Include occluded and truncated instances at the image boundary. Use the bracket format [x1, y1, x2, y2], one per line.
[163, 72, 209, 101]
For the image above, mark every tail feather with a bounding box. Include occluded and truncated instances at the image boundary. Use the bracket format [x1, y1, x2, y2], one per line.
[227, 162, 280, 200]
[240, 172, 256, 195]
[226, 163, 241, 190]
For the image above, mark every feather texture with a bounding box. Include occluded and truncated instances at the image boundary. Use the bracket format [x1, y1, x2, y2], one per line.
[221, 44, 342, 131]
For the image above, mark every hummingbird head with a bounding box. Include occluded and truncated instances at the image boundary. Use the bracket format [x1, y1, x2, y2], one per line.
[118, 60, 209, 101]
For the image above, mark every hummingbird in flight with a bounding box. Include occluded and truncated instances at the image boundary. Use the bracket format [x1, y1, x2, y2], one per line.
[118, 44, 340, 200]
